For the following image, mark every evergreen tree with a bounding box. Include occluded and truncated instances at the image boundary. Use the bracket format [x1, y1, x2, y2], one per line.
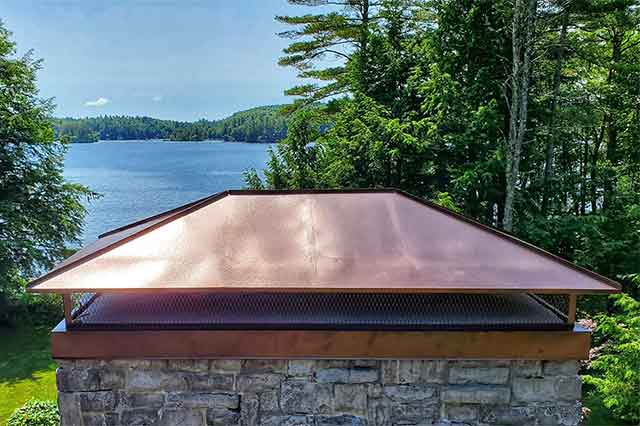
[276, 0, 381, 109]
[0, 22, 95, 316]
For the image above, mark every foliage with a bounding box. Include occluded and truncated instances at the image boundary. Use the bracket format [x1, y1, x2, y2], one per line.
[276, 0, 374, 110]
[584, 284, 640, 423]
[0, 327, 57, 424]
[256, 1, 640, 420]
[0, 21, 95, 323]
[1, 293, 63, 328]
[7, 400, 59, 426]
[54, 105, 289, 143]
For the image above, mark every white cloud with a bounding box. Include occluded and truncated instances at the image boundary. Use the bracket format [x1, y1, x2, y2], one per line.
[84, 97, 110, 107]
[151, 95, 163, 102]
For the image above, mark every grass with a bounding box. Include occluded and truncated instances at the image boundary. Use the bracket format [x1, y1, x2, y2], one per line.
[0, 325, 630, 426]
[0, 326, 57, 424]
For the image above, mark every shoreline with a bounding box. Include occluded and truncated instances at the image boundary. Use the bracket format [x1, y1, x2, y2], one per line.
[69, 138, 279, 144]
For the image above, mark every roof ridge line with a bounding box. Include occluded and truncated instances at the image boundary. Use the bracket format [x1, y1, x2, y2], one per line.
[27, 190, 231, 291]
[227, 188, 398, 195]
[393, 189, 621, 291]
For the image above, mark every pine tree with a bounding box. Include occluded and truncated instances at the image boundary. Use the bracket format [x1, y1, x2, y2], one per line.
[276, 0, 381, 110]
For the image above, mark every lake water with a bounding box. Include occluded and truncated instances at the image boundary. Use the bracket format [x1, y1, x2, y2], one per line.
[64, 140, 273, 244]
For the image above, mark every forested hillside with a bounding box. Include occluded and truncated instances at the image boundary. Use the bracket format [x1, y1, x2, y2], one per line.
[54, 105, 288, 143]
[169, 105, 288, 142]
[246, 1, 640, 422]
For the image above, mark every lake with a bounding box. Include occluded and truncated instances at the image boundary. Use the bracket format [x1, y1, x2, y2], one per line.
[64, 140, 273, 244]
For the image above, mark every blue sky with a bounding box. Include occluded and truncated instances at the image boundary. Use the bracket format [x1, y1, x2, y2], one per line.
[3, 0, 301, 121]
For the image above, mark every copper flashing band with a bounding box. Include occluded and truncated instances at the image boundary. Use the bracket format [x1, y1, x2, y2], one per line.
[51, 321, 592, 360]
[29, 189, 620, 294]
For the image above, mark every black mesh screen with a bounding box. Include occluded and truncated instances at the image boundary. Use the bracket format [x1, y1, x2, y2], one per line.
[68, 292, 569, 331]
[530, 294, 570, 318]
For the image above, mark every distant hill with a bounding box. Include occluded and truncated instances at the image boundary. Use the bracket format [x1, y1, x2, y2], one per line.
[54, 105, 288, 143]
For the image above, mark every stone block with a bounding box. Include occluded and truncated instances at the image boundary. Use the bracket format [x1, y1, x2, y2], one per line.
[543, 361, 580, 377]
[82, 413, 107, 426]
[104, 412, 120, 426]
[390, 401, 439, 424]
[127, 369, 187, 391]
[206, 408, 240, 426]
[380, 360, 398, 384]
[58, 393, 82, 426]
[109, 359, 151, 370]
[353, 360, 378, 368]
[316, 367, 377, 384]
[512, 377, 555, 402]
[555, 376, 582, 401]
[57, 366, 101, 392]
[79, 390, 118, 411]
[383, 384, 436, 402]
[316, 415, 367, 426]
[316, 368, 350, 383]
[168, 360, 209, 372]
[511, 361, 542, 378]
[366, 383, 383, 398]
[287, 360, 315, 377]
[281, 381, 332, 414]
[398, 360, 448, 384]
[317, 360, 352, 368]
[536, 403, 581, 426]
[120, 408, 160, 426]
[450, 360, 510, 368]
[121, 392, 165, 409]
[100, 366, 126, 389]
[185, 372, 235, 391]
[210, 360, 242, 373]
[242, 360, 287, 373]
[159, 408, 205, 426]
[367, 398, 391, 426]
[166, 392, 239, 409]
[260, 415, 314, 426]
[479, 405, 536, 425]
[444, 404, 478, 422]
[334, 384, 367, 416]
[442, 385, 510, 404]
[237, 374, 283, 393]
[512, 376, 580, 403]
[449, 367, 510, 385]
[260, 390, 281, 413]
[349, 368, 378, 383]
[241, 393, 259, 426]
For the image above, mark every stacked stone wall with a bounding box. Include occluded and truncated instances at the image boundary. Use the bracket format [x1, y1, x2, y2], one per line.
[56, 359, 582, 426]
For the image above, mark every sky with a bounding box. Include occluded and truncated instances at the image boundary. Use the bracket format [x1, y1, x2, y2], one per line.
[2, 0, 302, 121]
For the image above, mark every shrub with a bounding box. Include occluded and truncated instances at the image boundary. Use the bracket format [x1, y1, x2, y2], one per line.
[7, 400, 60, 426]
[584, 289, 640, 423]
[0, 292, 63, 328]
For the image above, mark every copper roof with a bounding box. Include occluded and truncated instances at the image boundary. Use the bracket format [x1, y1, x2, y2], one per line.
[28, 189, 620, 294]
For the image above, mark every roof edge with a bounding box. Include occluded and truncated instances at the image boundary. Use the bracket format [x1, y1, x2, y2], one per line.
[393, 189, 621, 293]
[27, 190, 232, 292]
[98, 193, 220, 238]
[28, 187, 621, 294]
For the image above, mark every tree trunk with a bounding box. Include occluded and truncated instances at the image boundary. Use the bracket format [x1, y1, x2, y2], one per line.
[541, 9, 568, 215]
[504, 0, 537, 231]
[590, 123, 605, 212]
[603, 31, 622, 210]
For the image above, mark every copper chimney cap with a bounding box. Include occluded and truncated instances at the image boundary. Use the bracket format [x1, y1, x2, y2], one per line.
[28, 189, 621, 294]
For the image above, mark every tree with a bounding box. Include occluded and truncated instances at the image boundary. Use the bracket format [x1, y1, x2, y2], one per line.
[276, 0, 381, 109]
[0, 21, 94, 320]
[504, 0, 537, 231]
[245, 109, 321, 189]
